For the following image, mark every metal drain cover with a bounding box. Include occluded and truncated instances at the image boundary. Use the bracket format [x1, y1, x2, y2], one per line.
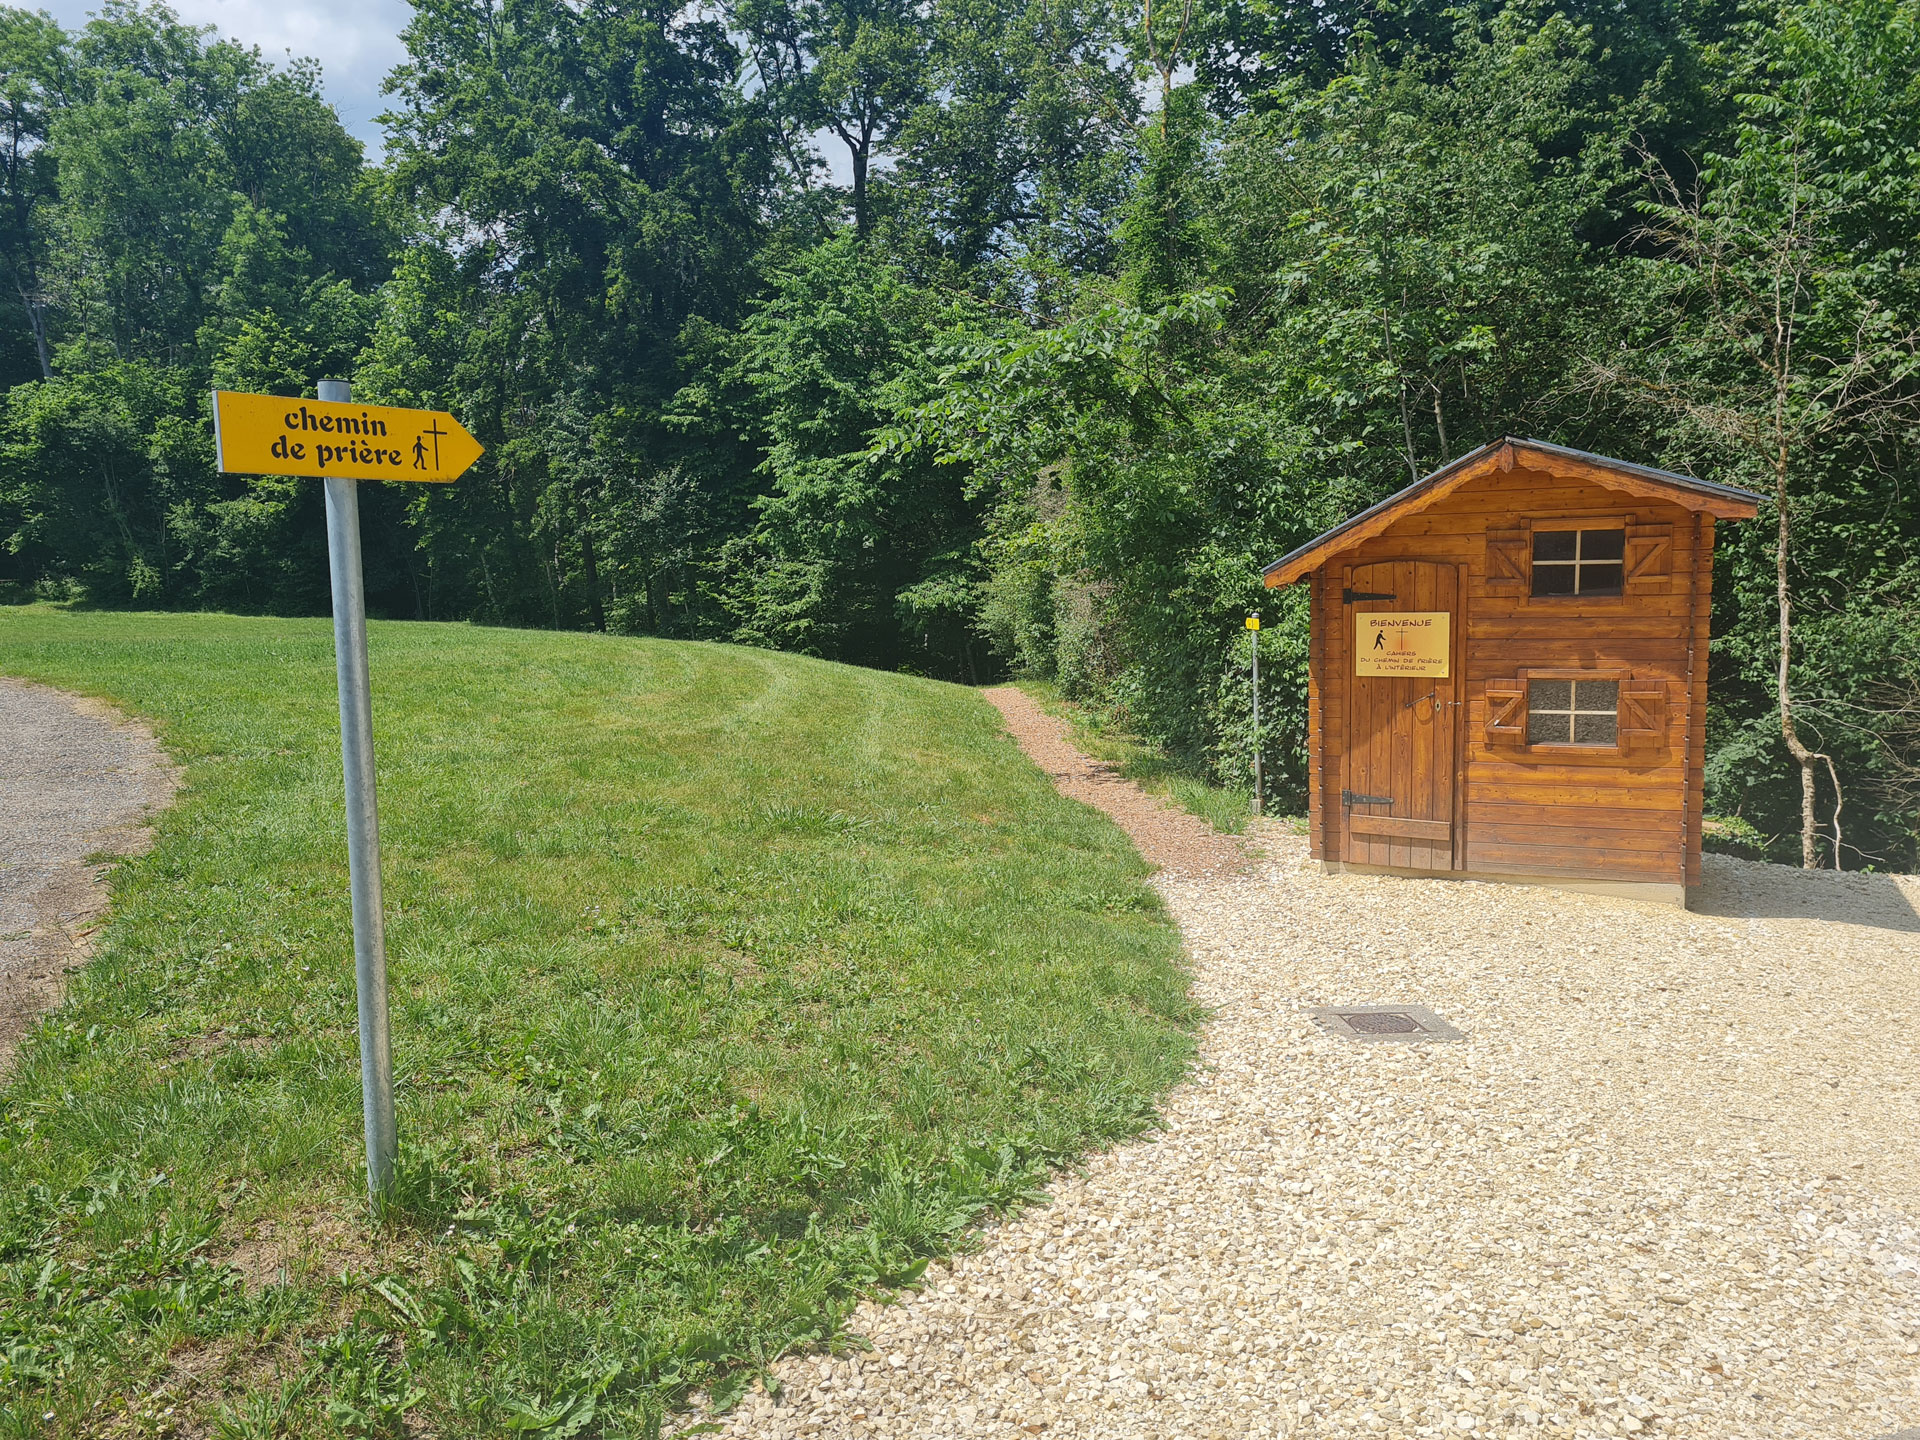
[1342, 1011, 1421, 1034]
[1311, 1004, 1463, 1043]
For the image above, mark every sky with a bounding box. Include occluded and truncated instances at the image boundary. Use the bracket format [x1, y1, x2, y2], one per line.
[44, 0, 414, 153]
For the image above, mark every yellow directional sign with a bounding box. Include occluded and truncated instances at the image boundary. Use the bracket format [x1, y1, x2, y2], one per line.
[212, 391, 482, 483]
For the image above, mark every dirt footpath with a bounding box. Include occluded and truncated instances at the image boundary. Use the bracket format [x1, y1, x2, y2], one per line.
[978, 687, 1247, 877]
[721, 687, 1920, 1440]
[0, 676, 176, 1067]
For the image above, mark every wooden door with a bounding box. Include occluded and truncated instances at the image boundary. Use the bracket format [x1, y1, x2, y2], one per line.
[1342, 560, 1461, 871]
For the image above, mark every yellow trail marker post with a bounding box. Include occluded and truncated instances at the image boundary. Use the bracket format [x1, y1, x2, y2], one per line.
[1246, 614, 1262, 815]
[214, 383, 482, 1212]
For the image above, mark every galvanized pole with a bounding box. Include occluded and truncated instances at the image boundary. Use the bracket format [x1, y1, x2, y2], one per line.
[319, 377, 397, 1209]
[1249, 617, 1263, 817]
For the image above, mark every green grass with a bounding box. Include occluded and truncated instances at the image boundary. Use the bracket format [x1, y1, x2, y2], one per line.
[1014, 682, 1258, 835]
[0, 608, 1197, 1438]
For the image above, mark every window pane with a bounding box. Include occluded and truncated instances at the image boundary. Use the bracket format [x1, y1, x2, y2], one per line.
[1574, 680, 1619, 712]
[1530, 679, 1572, 711]
[1532, 563, 1577, 596]
[1528, 710, 1574, 744]
[1528, 710, 1572, 745]
[1577, 562, 1624, 595]
[1580, 529, 1626, 560]
[1533, 530, 1577, 561]
[1574, 711, 1619, 745]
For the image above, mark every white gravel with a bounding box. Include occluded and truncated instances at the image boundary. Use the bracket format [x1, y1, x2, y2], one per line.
[717, 837, 1920, 1440]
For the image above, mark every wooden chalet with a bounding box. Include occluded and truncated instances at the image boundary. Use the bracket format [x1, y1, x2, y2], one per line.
[1263, 438, 1759, 905]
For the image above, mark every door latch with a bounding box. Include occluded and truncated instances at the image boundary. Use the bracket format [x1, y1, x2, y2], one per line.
[1341, 790, 1394, 807]
[1342, 589, 1397, 604]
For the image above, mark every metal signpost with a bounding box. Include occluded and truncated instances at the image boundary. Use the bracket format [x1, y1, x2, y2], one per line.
[213, 381, 481, 1209]
[1246, 615, 1262, 816]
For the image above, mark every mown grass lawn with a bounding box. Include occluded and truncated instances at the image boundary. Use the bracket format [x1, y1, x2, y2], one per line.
[0, 608, 1196, 1439]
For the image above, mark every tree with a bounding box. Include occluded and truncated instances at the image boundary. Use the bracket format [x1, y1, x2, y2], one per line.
[0, 8, 69, 380]
[1592, 0, 1920, 867]
[882, 0, 1139, 282]
[0, 2, 396, 611]
[686, 236, 990, 675]
[9, 0, 1920, 877]
[376, 0, 784, 627]
[47, 32, 232, 361]
[732, 0, 927, 237]
[1136, 0, 1193, 125]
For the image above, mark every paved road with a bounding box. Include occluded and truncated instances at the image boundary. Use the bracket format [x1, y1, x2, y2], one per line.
[0, 676, 174, 1065]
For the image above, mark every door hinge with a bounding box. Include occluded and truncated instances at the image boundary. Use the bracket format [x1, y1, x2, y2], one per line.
[1343, 588, 1397, 604]
[1341, 790, 1394, 808]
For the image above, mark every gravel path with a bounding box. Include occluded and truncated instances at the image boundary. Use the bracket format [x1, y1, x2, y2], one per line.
[0, 676, 176, 1067]
[719, 689, 1920, 1440]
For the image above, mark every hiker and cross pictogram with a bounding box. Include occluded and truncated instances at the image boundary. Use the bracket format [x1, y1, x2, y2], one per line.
[416, 418, 447, 471]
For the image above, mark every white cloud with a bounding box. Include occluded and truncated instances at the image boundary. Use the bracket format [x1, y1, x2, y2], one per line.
[41, 0, 411, 154]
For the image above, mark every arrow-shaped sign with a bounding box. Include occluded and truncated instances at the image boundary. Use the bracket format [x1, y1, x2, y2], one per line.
[213, 391, 483, 483]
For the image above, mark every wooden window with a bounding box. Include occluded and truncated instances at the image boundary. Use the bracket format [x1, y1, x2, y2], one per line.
[1526, 678, 1620, 746]
[1530, 528, 1625, 596]
[1486, 670, 1668, 754]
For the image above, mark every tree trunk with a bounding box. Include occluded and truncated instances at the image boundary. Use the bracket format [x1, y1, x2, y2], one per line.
[851, 143, 870, 238]
[17, 282, 49, 380]
[479, 551, 500, 621]
[581, 529, 605, 631]
[1773, 454, 1835, 867]
[1385, 306, 1417, 482]
[1143, 0, 1192, 135]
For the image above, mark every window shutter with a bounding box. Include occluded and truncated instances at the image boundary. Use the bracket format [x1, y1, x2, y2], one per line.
[1484, 678, 1526, 743]
[1620, 680, 1668, 749]
[1624, 523, 1673, 593]
[1485, 526, 1528, 590]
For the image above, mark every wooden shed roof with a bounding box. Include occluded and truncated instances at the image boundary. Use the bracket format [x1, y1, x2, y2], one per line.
[1262, 438, 1761, 588]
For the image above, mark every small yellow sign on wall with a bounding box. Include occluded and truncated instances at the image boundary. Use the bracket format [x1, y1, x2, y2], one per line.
[1355, 612, 1450, 677]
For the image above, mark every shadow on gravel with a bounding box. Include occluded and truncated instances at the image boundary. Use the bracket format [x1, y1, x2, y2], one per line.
[1691, 853, 1920, 933]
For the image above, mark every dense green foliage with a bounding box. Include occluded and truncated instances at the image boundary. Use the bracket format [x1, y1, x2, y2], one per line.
[0, 606, 1194, 1435]
[2, 0, 1918, 861]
